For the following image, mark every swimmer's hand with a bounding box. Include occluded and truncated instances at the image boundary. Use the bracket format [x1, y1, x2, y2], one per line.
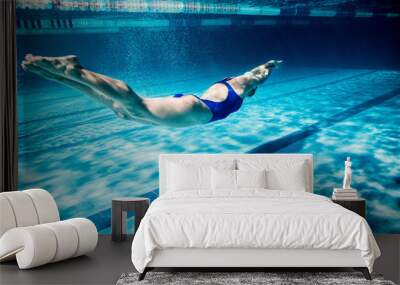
[266, 60, 283, 69]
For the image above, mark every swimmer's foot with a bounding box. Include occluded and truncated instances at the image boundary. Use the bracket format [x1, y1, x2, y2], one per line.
[22, 54, 83, 81]
[266, 60, 283, 69]
[21, 60, 66, 82]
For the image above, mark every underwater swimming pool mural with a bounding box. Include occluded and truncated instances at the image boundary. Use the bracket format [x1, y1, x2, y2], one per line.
[16, 0, 400, 233]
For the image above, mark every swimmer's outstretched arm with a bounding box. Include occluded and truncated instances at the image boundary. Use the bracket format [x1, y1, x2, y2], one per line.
[233, 60, 282, 94]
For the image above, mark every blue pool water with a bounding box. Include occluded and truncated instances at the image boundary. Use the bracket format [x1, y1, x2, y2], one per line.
[16, 3, 400, 234]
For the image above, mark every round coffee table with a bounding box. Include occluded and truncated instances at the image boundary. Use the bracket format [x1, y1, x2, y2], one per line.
[111, 197, 150, 242]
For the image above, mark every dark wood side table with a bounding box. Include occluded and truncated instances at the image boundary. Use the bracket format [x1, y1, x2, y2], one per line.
[112, 197, 150, 242]
[332, 198, 366, 218]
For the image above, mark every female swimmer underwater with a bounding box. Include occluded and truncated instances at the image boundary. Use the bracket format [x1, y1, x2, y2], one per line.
[22, 55, 282, 127]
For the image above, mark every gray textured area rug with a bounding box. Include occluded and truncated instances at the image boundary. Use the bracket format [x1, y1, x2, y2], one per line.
[116, 272, 395, 285]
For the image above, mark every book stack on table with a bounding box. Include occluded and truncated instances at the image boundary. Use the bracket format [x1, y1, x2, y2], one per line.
[332, 188, 358, 200]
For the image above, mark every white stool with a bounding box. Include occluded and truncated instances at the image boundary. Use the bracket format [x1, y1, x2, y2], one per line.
[0, 189, 98, 269]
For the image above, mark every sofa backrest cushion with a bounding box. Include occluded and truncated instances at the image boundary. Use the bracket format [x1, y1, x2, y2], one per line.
[0, 189, 60, 238]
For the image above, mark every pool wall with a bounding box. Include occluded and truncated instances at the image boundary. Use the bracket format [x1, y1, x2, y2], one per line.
[16, 1, 400, 234]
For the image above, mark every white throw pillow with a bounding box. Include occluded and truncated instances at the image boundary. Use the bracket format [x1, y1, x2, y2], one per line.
[238, 159, 308, 191]
[236, 169, 267, 189]
[211, 169, 268, 191]
[166, 160, 235, 192]
[167, 163, 211, 191]
[211, 168, 236, 191]
[266, 162, 307, 191]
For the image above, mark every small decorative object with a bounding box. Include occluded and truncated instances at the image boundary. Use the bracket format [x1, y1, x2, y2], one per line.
[332, 157, 358, 200]
[343, 156, 352, 190]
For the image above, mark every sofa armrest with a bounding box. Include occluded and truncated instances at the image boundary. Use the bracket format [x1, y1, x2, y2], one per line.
[0, 218, 98, 269]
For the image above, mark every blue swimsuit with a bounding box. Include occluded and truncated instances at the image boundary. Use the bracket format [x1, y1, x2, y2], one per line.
[173, 78, 243, 122]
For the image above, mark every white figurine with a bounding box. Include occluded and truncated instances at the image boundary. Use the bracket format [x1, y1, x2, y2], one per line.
[342, 157, 352, 190]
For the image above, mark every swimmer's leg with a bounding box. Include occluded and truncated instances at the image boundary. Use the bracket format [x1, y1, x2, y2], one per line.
[22, 54, 153, 119]
[22, 54, 159, 124]
[23, 54, 208, 127]
[22, 60, 158, 125]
